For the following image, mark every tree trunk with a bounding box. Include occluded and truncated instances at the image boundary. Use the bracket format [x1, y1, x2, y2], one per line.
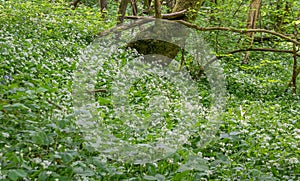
[117, 0, 130, 24]
[154, 0, 162, 19]
[72, 0, 81, 9]
[243, 0, 261, 64]
[99, 0, 108, 13]
[131, 0, 138, 16]
[289, 9, 300, 94]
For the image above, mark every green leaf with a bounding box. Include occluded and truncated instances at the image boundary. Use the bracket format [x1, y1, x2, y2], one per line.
[38, 171, 49, 181]
[8, 169, 27, 181]
[32, 132, 54, 146]
[143, 175, 158, 181]
[3, 103, 30, 110]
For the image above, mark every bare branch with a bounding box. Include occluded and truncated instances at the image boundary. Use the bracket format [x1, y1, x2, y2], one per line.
[204, 48, 300, 69]
[175, 20, 300, 45]
[122, 16, 300, 45]
[89, 89, 108, 93]
[47, 99, 63, 110]
[218, 48, 300, 57]
[125, 9, 187, 20]
[162, 9, 187, 19]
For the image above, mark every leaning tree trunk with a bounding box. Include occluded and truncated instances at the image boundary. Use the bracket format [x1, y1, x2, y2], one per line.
[289, 8, 300, 94]
[127, 0, 205, 64]
[243, 0, 261, 64]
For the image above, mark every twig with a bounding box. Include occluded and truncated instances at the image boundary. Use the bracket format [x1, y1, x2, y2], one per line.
[89, 89, 108, 93]
[219, 48, 300, 57]
[47, 99, 63, 110]
[204, 47, 300, 69]
[125, 9, 187, 20]
[175, 20, 300, 46]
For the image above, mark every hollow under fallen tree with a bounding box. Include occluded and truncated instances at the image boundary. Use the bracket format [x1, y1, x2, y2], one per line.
[125, 0, 204, 65]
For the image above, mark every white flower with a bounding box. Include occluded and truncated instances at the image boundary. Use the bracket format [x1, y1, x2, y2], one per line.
[2, 132, 9, 138]
[197, 152, 203, 157]
[41, 160, 51, 169]
[33, 158, 42, 164]
[288, 157, 299, 164]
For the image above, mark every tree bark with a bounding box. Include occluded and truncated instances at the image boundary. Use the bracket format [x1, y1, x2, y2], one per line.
[71, 0, 81, 9]
[243, 0, 261, 64]
[100, 0, 108, 13]
[117, 0, 130, 24]
[154, 0, 162, 19]
[289, 9, 300, 94]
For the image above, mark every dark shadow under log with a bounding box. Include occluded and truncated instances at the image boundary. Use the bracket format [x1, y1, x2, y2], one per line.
[126, 19, 188, 66]
[127, 39, 180, 59]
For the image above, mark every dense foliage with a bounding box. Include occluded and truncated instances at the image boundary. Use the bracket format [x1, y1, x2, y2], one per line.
[0, 0, 299, 180]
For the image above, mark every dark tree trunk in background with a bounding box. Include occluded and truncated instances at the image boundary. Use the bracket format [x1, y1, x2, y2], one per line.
[131, 0, 138, 16]
[118, 0, 130, 24]
[72, 0, 80, 9]
[100, 0, 108, 13]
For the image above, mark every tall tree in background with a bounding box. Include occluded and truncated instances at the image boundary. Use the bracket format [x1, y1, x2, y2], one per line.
[290, 8, 300, 93]
[243, 0, 261, 64]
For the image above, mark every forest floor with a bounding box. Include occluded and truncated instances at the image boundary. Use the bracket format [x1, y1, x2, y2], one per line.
[0, 0, 299, 180]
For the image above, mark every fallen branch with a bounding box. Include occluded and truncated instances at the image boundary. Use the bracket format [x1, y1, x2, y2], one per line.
[89, 89, 108, 93]
[86, 89, 108, 95]
[218, 48, 300, 57]
[204, 48, 300, 69]
[175, 20, 300, 46]
[47, 99, 63, 110]
[126, 9, 187, 20]
[123, 16, 300, 45]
